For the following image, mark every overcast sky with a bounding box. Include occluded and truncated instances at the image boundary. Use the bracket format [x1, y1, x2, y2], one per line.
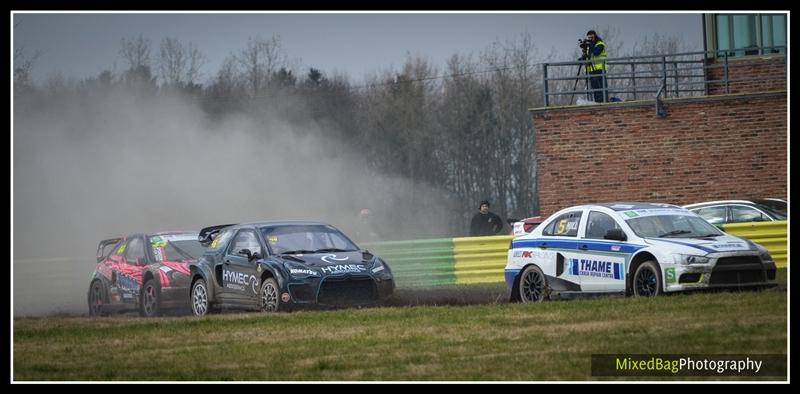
[13, 12, 707, 84]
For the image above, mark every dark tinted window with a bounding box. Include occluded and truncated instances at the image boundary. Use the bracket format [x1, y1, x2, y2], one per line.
[752, 200, 787, 216]
[693, 206, 727, 225]
[585, 211, 621, 239]
[228, 230, 262, 256]
[730, 206, 769, 223]
[124, 237, 147, 264]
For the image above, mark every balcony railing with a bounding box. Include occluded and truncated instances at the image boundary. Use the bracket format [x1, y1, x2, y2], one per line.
[542, 46, 786, 107]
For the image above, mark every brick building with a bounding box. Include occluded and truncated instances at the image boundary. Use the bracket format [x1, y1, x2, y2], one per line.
[532, 13, 787, 216]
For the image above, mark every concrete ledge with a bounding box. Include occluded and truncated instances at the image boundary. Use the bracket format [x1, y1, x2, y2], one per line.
[530, 90, 787, 114]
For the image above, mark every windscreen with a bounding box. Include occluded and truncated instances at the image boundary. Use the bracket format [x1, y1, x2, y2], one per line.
[261, 225, 359, 254]
[149, 234, 206, 261]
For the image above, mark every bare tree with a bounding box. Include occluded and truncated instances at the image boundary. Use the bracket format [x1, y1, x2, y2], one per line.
[157, 37, 206, 88]
[13, 47, 40, 90]
[236, 35, 289, 96]
[119, 35, 152, 70]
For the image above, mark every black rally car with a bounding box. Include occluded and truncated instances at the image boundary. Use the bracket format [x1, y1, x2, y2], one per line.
[188, 221, 395, 316]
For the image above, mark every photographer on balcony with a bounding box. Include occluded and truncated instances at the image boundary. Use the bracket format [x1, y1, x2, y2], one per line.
[579, 30, 608, 103]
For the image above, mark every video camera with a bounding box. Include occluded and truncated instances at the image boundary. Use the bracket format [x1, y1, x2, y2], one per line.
[578, 38, 593, 49]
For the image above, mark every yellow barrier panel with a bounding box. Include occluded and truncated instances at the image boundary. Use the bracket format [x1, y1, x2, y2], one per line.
[453, 235, 513, 284]
[721, 220, 788, 268]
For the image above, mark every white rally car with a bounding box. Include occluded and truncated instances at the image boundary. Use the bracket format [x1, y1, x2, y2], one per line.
[505, 203, 778, 302]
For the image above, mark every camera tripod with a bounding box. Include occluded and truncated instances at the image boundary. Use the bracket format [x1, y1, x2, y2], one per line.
[569, 62, 588, 105]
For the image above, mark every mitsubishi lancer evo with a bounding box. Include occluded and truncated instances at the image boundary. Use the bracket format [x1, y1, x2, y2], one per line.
[505, 203, 777, 302]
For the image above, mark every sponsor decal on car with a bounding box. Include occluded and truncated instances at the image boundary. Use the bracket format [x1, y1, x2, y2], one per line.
[290, 268, 317, 276]
[159, 266, 172, 273]
[320, 264, 367, 275]
[570, 258, 624, 280]
[321, 254, 350, 264]
[149, 236, 167, 248]
[665, 268, 676, 283]
[513, 250, 533, 258]
[709, 242, 746, 250]
[223, 269, 259, 293]
[116, 273, 140, 290]
[371, 265, 384, 273]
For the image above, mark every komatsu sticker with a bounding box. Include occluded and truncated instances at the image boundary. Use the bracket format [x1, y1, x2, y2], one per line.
[290, 268, 317, 276]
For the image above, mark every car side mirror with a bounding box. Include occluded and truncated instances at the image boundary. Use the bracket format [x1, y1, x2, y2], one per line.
[238, 248, 252, 260]
[604, 228, 627, 242]
[251, 251, 262, 261]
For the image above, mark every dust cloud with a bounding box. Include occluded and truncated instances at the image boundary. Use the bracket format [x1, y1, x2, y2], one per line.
[13, 89, 457, 316]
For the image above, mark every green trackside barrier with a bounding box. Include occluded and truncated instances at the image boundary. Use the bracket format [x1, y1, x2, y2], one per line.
[361, 238, 456, 288]
[453, 235, 514, 284]
[720, 220, 788, 268]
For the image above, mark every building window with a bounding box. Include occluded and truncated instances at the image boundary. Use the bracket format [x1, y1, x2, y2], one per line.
[715, 14, 786, 57]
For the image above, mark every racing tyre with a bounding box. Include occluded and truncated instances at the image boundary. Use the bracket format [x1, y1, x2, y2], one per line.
[632, 261, 662, 297]
[139, 278, 161, 317]
[88, 280, 107, 316]
[260, 277, 281, 312]
[518, 265, 549, 303]
[191, 278, 210, 316]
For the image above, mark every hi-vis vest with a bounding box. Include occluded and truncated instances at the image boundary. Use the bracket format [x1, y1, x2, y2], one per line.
[585, 39, 608, 73]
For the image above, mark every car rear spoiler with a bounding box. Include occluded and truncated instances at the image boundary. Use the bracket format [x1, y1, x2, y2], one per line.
[96, 237, 122, 262]
[198, 224, 236, 246]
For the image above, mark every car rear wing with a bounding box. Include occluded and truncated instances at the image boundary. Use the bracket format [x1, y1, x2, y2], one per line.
[198, 224, 236, 246]
[96, 237, 122, 262]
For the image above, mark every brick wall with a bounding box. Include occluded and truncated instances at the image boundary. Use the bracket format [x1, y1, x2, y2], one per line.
[532, 92, 787, 216]
[706, 55, 786, 95]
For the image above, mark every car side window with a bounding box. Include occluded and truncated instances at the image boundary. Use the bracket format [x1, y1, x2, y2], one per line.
[585, 211, 621, 239]
[731, 206, 767, 223]
[209, 228, 235, 251]
[228, 230, 262, 256]
[124, 237, 146, 264]
[542, 211, 582, 237]
[693, 206, 727, 225]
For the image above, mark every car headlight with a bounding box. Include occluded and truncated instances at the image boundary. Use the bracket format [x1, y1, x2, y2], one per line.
[673, 254, 710, 265]
[370, 258, 389, 274]
[759, 250, 774, 262]
[284, 262, 319, 278]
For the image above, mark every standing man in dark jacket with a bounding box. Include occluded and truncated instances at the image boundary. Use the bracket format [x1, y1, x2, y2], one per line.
[580, 30, 608, 103]
[470, 200, 504, 236]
